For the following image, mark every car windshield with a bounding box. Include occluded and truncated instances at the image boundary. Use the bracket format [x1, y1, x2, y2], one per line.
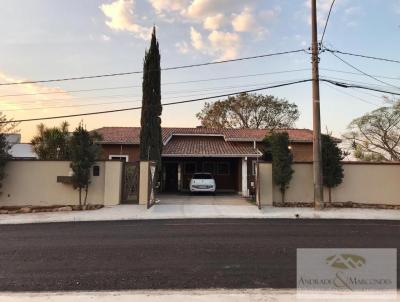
[192, 173, 213, 179]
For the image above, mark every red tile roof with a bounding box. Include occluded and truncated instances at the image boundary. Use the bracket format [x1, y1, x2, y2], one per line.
[94, 127, 313, 144]
[162, 136, 261, 157]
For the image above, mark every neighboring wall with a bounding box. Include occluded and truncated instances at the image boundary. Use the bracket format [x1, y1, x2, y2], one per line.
[0, 160, 123, 207]
[258, 162, 400, 206]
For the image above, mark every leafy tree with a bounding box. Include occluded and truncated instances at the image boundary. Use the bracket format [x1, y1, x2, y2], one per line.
[69, 123, 101, 207]
[0, 134, 11, 191]
[264, 132, 294, 203]
[322, 134, 344, 202]
[196, 93, 299, 129]
[31, 121, 70, 160]
[0, 112, 19, 191]
[140, 26, 163, 172]
[0, 112, 19, 134]
[344, 101, 400, 161]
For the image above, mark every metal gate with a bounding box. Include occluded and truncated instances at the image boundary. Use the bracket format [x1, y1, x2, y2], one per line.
[121, 162, 139, 204]
[255, 163, 262, 209]
[147, 161, 157, 209]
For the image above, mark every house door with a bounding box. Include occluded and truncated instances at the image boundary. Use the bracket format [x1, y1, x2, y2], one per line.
[164, 163, 178, 192]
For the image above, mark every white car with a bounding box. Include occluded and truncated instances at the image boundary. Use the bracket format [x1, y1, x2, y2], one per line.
[189, 173, 216, 193]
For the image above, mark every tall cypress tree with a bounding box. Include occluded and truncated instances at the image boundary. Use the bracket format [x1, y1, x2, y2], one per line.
[140, 27, 162, 171]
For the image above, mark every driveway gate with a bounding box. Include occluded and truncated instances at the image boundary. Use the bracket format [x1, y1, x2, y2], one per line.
[147, 161, 157, 209]
[121, 162, 139, 204]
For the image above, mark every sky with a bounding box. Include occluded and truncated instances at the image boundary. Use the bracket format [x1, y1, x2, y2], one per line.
[0, 0, 399, 142]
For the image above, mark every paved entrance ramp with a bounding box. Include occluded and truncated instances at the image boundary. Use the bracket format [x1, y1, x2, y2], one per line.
[158, 193, 249, 205]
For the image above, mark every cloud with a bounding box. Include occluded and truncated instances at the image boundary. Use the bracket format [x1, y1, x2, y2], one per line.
[175, 41, 189, 54]
[203, 14, 225, 30]
[344, 6, 361, 15]
[190, 27, 204, 50]
[189, 27, 240, 60]
[101, 34, 111, 41]
[231, 7, 279, 39]
[100, 0, 151, 40]
[148, 0, 189, 13]
[0, 72, 72, 112]
[208, 30, 240, 60]
[145, 0, 271, 59]
[187, 0, 248, 19]
[232, 8, 256, 32]
[304, 0, 339, 26]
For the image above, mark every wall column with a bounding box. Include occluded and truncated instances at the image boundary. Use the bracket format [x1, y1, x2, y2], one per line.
[241, 157, 248, 197]
[104, 161, 123, 206]
[138, 161, 150, 205]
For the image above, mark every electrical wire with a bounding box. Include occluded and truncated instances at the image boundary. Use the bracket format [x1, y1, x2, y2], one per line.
[320, 75, 399, 92]
[320, 0, 336, 45]
[3, 79, 303, 111]
[321, 79, 400, 96]
[0, 78, 309, 107]
[0, 79, 312, 124]
[325, 48, 400, 65]
[320, 68, 400, 81]
[0, 68, 311, 98]
[0, 49, 306, 86]
[328, 51, 400, 90]
[322, 82, 380, 107]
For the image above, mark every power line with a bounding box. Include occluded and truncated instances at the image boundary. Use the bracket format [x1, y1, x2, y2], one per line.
[3, 78, 399, 124]
[0, 78, 308, 107]
[0, 79, 312, 124]
[320, 0, 336, 45]
[328, 51, 400, 90]
[320, 75, 399, 92]
[325, 48, 400, 65]
[0, 68, 310, 99]
[0, 49, 306, 86]
[3, 79, 303, 110]
[321, 79, 400, 96]
[2, 99, 141, 112]
[320, 68, 400, 81]
[322, 82, 380, 107]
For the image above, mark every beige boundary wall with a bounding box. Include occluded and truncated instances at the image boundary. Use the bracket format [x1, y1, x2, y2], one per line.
[258, 162, 400, 206]
[0, 160, 124, 207]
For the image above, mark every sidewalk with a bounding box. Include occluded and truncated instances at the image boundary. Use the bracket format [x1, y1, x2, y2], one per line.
[0, 203, 399, 225]
[3, 289, 398, 302]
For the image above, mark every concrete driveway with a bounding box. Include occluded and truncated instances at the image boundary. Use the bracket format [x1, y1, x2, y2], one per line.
[157, 193, 250, 205]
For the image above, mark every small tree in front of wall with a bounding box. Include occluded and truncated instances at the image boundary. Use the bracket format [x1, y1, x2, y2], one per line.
[69, 123, 101, 208]
[322, 134, 344, 202]
[265, 132, 294, 204]
[0, 133, 10, 192]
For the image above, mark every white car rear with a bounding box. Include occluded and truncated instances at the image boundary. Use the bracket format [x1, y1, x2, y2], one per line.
[189, 173, 216, 193]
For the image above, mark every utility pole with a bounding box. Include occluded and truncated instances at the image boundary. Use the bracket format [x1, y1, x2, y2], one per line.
[311, 0, 324, 210]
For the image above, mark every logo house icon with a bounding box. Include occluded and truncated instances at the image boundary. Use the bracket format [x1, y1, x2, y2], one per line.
[326, 254, 366, 270]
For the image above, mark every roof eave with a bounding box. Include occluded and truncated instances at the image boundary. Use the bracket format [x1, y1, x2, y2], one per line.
[97, 142, 139, 145]
[162, 153, 262, 158]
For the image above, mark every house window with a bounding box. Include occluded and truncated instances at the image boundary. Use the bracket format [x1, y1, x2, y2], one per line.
[217, 162, 230, 175]
[203, 162, 214, 174]
[93, 165, 100, 176]
[109, 155, 129, 162]
[184, 162, 196, 174]
[252, 160, 258, 176]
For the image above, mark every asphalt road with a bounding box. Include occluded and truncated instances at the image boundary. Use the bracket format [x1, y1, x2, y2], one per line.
[0, 219, 399, 291]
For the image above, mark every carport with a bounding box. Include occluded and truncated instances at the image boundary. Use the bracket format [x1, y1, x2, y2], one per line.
[160, 134, 262, 197]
